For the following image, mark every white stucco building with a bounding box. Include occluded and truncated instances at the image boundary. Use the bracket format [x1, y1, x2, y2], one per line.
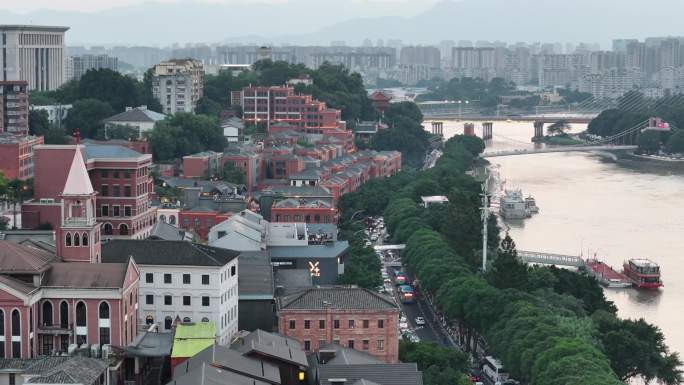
[102, 106, 166, 139]
[101, 240, 240, 344]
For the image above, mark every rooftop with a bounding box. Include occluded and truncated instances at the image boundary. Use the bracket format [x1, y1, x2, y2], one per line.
[175, 344, 280, 385]
[26, 357, 109, 385]
[268, 241, 349, 260]
[104, 106, 166, 123]
[167, 362, 270, 385]
[0, 240, 57, 274]
[149, 221, 189, 241]
[84, 143, 146, 160]
[278, 286, 397, 311]
[238, 252, 274, 299]
[102, 240, 240, 267]
[231, 329, 308, 368]
[42, 262, 131, 289]
[172, 322, 217, 358]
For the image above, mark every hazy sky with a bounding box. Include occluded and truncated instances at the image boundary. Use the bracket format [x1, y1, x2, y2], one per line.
[6, 0, 437, 15]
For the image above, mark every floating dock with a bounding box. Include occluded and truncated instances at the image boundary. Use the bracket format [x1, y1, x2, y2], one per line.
[584, 259, 632, 288]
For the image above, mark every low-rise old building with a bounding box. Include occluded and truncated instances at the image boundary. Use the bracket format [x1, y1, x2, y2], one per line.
[103, 106, 165, 139]
[277, 287, 399, 363]
[101, 240, 240, 344]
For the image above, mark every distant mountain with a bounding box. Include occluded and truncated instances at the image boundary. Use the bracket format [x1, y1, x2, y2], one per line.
[3, 0, 684, 46]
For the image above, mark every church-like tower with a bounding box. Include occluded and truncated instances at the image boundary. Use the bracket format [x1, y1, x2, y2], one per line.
[55, 146, 101, 262]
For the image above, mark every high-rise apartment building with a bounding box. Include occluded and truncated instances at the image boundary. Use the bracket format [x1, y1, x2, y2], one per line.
[66, 54, 119, 81]
[0, 80, 29, 135]
[399, 46, 441, 68]
[151, 59, 204, 114]
[0, 25, 69, 91]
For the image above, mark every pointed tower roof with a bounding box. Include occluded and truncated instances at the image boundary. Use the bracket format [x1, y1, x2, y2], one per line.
[62, 146, 94, 196]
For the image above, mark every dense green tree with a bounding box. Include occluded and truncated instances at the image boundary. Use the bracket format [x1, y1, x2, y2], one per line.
[400, 341, 471, 385]
[487, 234, 529, 290]
[638, 130, 662, 154]
[43, 127, 68, 144]
[28, 109, 50, 136]
[338, 243, 381, 289]
[664, 130, 684, 154]
[64, 98, 115, 138]
[374, 102, 429, 168]
[416, 77, 517, 108]
[547, 119, 572, 136]
[76, 69, 144, 112]
[148, 113, 227, 161]
[195, 97, 223, 117]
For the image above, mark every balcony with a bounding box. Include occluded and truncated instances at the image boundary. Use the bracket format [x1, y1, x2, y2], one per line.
[63, 217, 96, 227]
[37, 323, 72, 335]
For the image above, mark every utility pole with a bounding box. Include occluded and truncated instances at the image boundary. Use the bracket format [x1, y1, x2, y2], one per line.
[481, 173, 489, 272]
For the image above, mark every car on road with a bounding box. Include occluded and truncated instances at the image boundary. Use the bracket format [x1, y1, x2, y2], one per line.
[364, 240, 372, 247]
[399, 321, 409, 330]
[414, 317, 426, 326]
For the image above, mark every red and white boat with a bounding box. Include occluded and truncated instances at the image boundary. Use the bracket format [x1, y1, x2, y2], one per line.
[623, 259, 663, 289]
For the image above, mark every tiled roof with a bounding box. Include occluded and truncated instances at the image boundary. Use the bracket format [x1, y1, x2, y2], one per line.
[278, 286, 397, 311]
[26, 357, 109, 385]
[0, 275, 36, 295]
[176, 344, 280, 384]
[231, 329, 308, 368]
[238, 252, 274, 298]
[83, 144, 143, 159]
[0, 240, 57, 274]
[42, 262, 129, 289]
[316, 344, 381, 365]
[167, 362, 271, 385]
[102, 240, 239, 267]
[149, 221, 188, 241]
[317, 363, 423, 385]
[104, 107, 166, 123]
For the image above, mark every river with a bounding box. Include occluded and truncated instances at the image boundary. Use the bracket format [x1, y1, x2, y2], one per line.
[426, 119, 684, 356]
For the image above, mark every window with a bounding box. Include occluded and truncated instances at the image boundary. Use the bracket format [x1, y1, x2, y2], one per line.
[101, 170, 109, 178]
[113, 170, 120, 178]
[146, 295, 154, 305]
[112, 185, 120, 197]
[145, 273, 154, 283]
[164, 274, 172, 284]
[74, 233, 80, 246]
[75, 302, 86, 327]
[183, 296, 191, 306]
[378, 319, 384, 329]
[101, 205, 109, 216]
[9, 374, 15, 385]
[112, 205, 120, 217]
[119, 224, 128, 235]
[65, 233, 71, 246]
[319, 320, 325, 329]
[41, 335, 53, 356]
[42, 301, 53, 326]
[202, 275, 209, 285]
[183, 274, 191, 284]
[377, 339, 385, 351]
[59, 302, 68, 328]
[202, 296, 210, 307]
[146, 316, 154, 325]
[289, 320, 296, 329]
[124, 170, 131, 178]
[82, 233, 88, 246]
[304, 320, 311, 329]
[201, 317, 209, 322]
[124, 206, 132, 217]
[318, 339, 326, 349]
[231, 265, 236, 276]
[124, 185, 131, 197]
[101, 185, 108, 196]
[348, 319, 355, 329]
[103, 223, 113, 235]
[362, 339, 369, 351]
[348, 340, 355, 349]
[164, 296, 172, 305]
[304, 340, 311, 351]
[363, 319, 369, 328]
[164, 316, 172, 330]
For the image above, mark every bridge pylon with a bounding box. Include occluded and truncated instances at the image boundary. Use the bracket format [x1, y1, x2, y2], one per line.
[431, 121, 444, 136]
[482, 122, 493, 140]
[532, 121, 544, 142]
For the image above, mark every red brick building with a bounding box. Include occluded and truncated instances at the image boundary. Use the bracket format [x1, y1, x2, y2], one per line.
[0, 146, 139, 359]
[232, 86, 345, 131]
[22, 144, 156, 239]
[178, 209, 232, 241]
[277, 287, 400, 363]
[271, 198, 337, 224]
[0, 81, 29, 135]
[0, 134, 43, 180]
[182, 151, 223, 178]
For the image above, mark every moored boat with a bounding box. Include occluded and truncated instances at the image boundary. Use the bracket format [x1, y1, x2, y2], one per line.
[500, 189, 530, 219]
[623, 258, 663, 289]
[525, 196, 539, 214]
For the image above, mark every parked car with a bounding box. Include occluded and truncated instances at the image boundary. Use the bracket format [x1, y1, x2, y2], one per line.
[414, 317, 426, 326]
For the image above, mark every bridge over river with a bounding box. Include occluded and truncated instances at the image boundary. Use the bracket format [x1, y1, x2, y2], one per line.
[517, 250, 585, 267]
[482, 145, 637, 158]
